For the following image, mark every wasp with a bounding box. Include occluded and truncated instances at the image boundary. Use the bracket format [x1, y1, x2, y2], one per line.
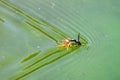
[59, 33, 82, 49]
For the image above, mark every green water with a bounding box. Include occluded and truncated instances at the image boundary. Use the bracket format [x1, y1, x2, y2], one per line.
[0, 0, 120, 80]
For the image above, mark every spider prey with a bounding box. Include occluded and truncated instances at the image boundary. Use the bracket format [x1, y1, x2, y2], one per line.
[60, 33, 82, 49]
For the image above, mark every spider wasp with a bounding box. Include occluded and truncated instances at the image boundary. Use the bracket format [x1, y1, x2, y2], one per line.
[59, 33, 82, 49]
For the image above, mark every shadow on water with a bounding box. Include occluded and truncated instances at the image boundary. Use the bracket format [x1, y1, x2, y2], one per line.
[16, 46, 81, 80]
[21, 50, 41, 63]
[24, 48, 62, 69]
[0, 1, 89, 80]
[0, 17, 5, 23]
[0, 0, 68, 41]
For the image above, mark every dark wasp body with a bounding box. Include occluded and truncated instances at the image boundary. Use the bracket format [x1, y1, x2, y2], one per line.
[70, 33, 82, 46]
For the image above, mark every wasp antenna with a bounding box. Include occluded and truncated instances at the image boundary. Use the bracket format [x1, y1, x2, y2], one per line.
[78, 33, 82, 45]
[78, 33, 80, 41]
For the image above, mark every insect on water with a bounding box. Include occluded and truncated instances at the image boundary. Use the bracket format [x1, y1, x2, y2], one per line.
[59, 33, 82, 50]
